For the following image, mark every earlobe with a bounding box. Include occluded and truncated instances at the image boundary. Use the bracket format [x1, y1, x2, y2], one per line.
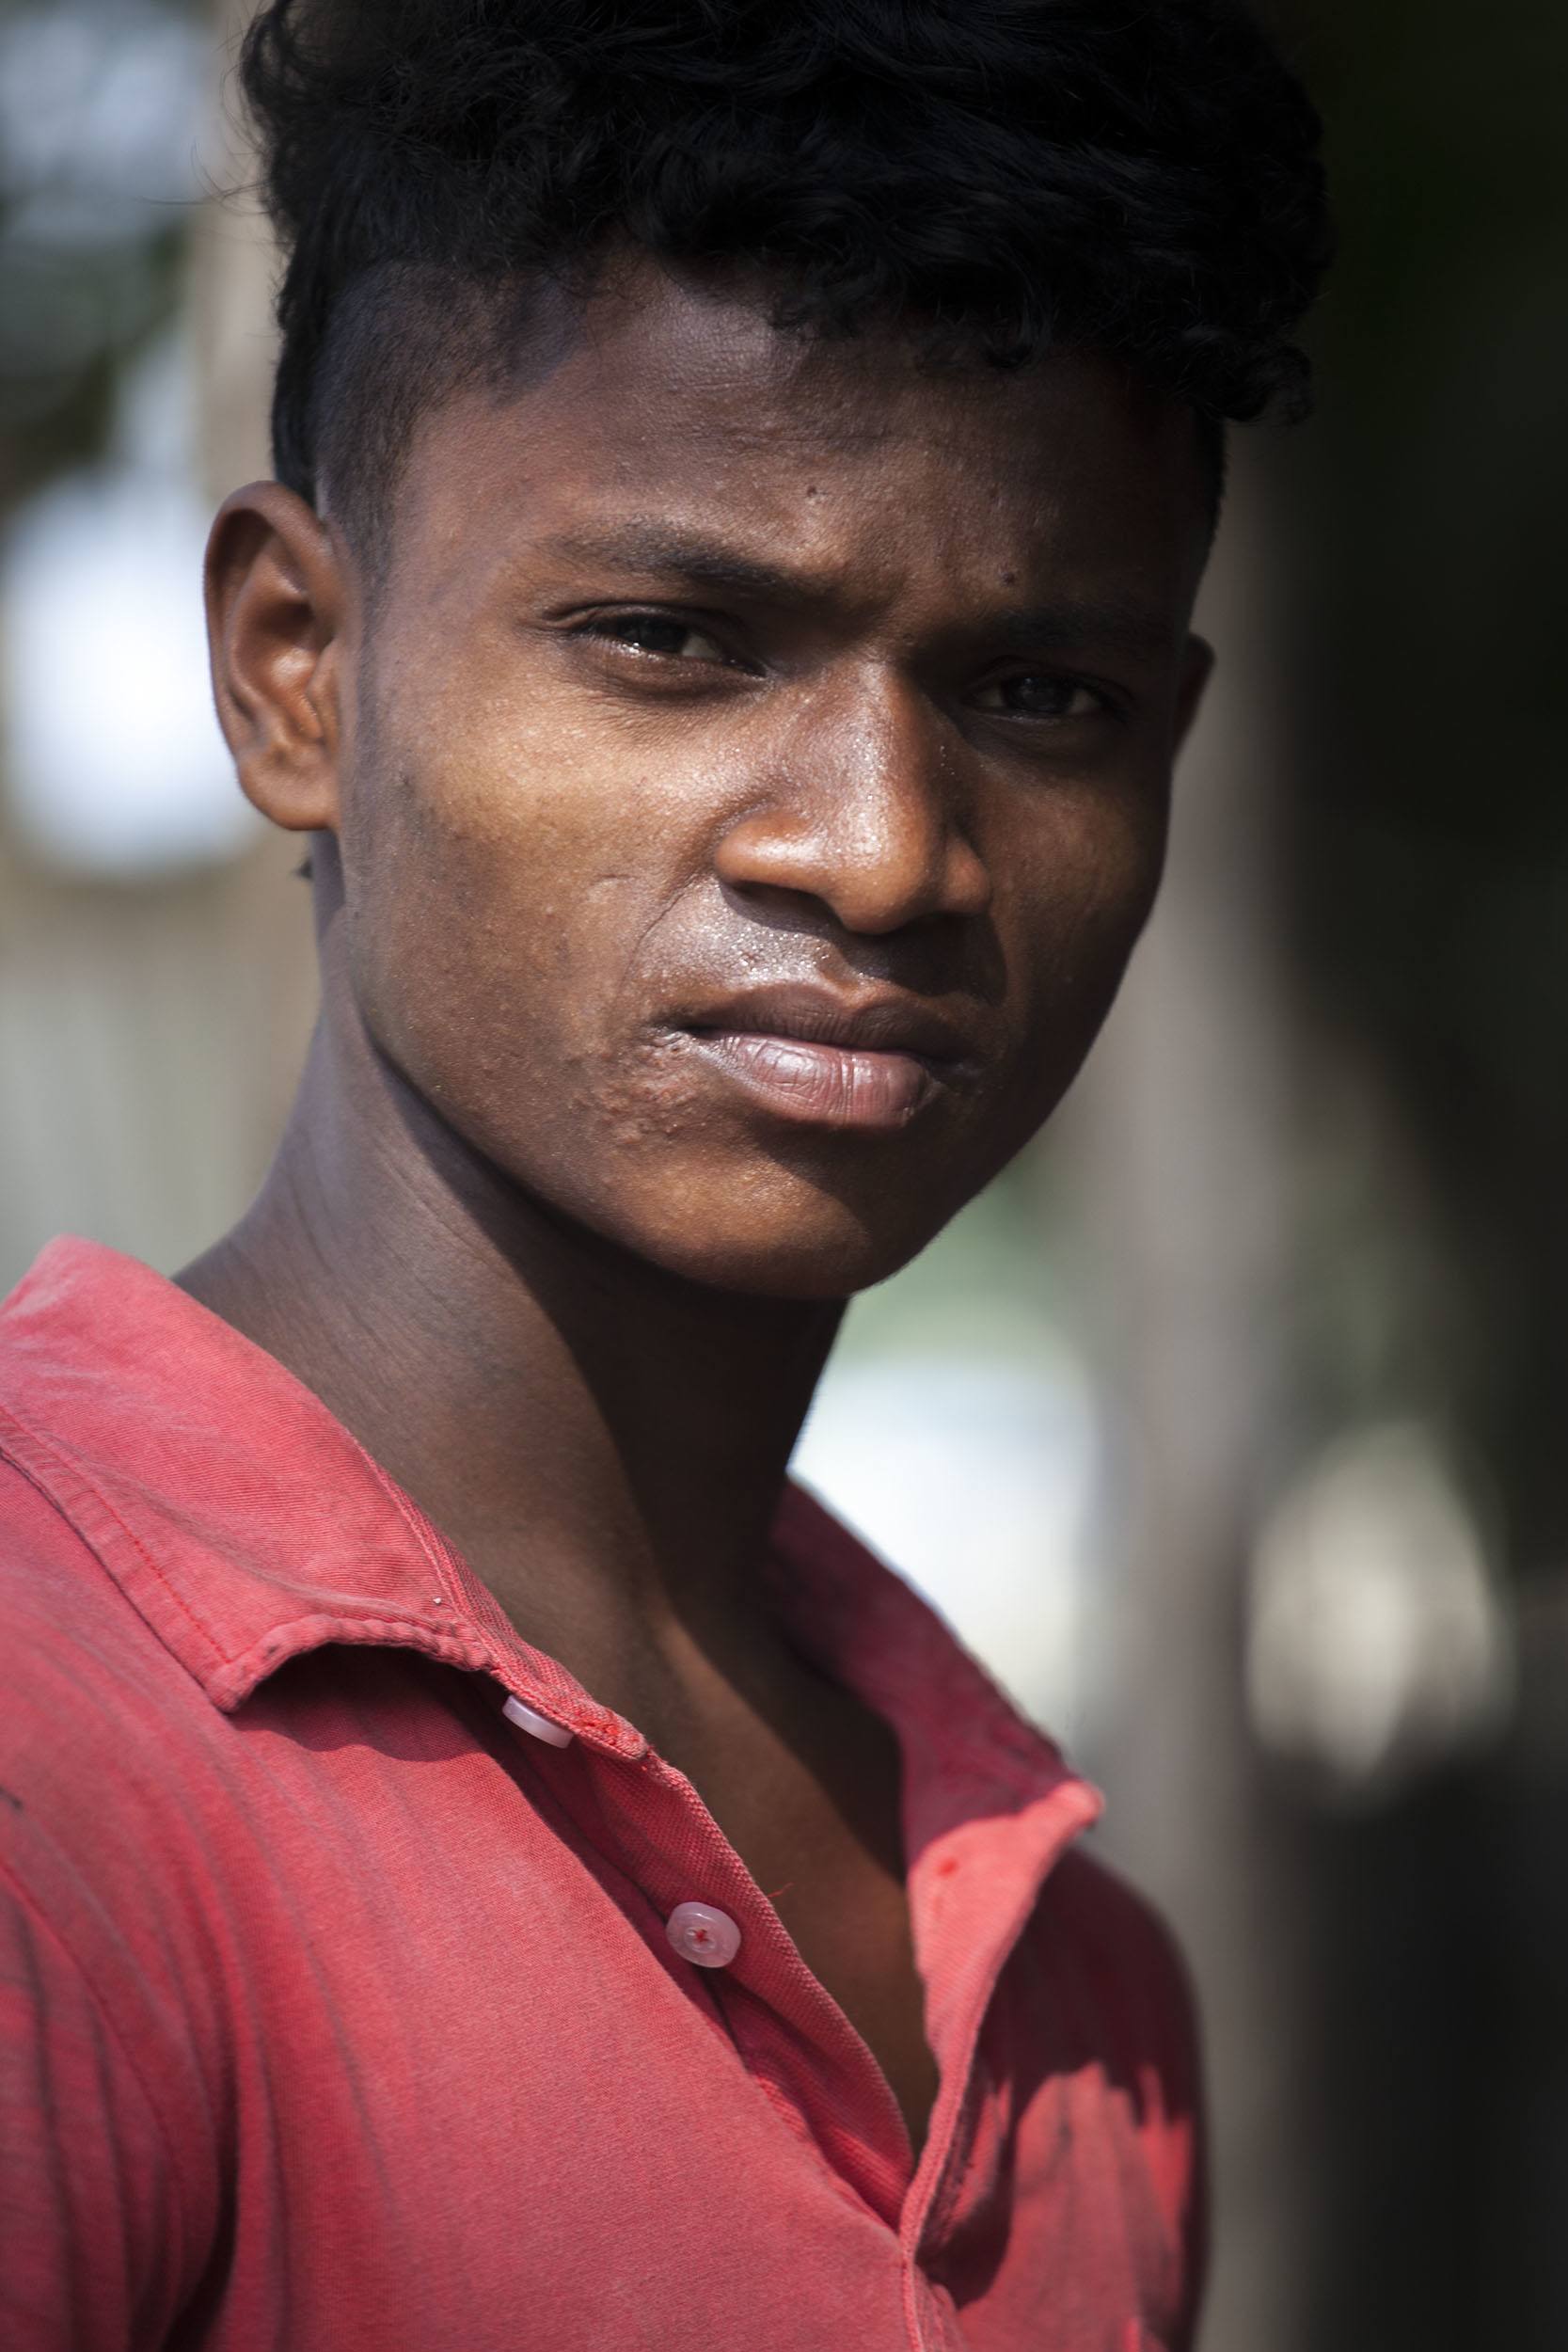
[205, 481, 348, 836]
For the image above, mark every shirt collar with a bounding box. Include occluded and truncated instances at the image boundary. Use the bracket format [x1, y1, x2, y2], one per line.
[0, 1237, 1097, 1842]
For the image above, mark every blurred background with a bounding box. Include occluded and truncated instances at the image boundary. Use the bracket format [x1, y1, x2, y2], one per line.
[0, 1, 1562, 2343]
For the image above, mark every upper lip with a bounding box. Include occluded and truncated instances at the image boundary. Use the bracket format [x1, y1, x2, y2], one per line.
[674, 983, 982, 1070]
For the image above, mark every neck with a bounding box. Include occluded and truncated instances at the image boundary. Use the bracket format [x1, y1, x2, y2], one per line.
[178, 931, 843, 1690]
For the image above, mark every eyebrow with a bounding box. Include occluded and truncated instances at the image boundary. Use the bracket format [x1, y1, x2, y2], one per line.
[537, 521, 1176, 661]
[978, 602, 1177, 662]
[540, 523, 822, 606]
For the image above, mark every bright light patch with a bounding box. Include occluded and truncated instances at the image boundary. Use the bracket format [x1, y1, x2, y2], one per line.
[1, 463, 254, 877]
[791, 1350, 1099, 1740]
[1246, 1421, 1513, 1797]
[0, 3, 205, 235]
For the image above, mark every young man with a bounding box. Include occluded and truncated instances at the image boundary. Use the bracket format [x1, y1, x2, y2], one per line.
[0, 4, 1327, 2345]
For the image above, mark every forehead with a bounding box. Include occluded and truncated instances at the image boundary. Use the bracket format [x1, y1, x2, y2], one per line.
[384, 263, 1212, 612]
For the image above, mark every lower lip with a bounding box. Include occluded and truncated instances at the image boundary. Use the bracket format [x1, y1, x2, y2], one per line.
[685, 1029, 940, 1131]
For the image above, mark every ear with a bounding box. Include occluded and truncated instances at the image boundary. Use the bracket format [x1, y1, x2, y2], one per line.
[1172, 632, 1215, 757]
[205, 482, 349, 836]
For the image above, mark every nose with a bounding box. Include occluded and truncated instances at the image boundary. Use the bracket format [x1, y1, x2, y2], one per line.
[713, 667, 992, 936]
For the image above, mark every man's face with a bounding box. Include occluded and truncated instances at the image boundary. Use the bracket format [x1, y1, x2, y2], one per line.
[329, 264, 1212, 1296]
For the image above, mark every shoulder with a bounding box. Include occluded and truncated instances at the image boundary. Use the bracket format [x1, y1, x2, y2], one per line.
[0, 1454, 234, 1990]
[1018, 1842, 1208, 2339]
[1030, 1839, 1203, 2094]
[0, 1453, 206, 1789]
[0, 1454, 151, 1754]
[1028, 1840, 1206, 2275]
[0, 1454, 229, 2228]
[1041, 1840, 1196, 2006]
[0, 1456, 214, 2339]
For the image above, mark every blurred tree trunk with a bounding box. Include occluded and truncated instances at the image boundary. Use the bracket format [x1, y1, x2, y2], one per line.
[1060, 448, 1318, 2352]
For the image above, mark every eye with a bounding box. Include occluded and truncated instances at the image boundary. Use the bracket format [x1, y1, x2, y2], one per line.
[578, 612, 731, 664]
[972, 673, 1109, 722]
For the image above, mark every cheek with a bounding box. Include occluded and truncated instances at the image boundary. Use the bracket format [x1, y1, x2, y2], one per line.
[988, 790, 1166, 1125]
[339, 721, 648, 1120]
[1008, 786, 1166, 995]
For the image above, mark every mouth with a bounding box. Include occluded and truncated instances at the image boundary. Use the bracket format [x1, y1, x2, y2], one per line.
[670, 984, 980, 1135]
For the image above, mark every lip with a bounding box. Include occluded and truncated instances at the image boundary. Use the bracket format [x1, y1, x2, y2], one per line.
[671, 984, 980, 1135]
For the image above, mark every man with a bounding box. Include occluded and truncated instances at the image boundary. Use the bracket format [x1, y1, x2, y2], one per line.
[0, 3, 1328, 2345]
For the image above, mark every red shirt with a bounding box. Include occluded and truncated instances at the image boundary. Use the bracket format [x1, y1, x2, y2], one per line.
[0, 1239, 1203, 2351]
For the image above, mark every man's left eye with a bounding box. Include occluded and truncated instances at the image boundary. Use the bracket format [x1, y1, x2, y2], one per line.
[586, 613, 728, 662]
[973, 674, 1104, 720]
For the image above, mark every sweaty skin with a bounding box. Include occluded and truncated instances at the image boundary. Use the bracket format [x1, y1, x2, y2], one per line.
[183, 260, 1212, 2154]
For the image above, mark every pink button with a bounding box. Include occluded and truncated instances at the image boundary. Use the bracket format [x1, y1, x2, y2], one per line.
[501, 1693, 573, 1748]
[666, 1901, 741, 1968]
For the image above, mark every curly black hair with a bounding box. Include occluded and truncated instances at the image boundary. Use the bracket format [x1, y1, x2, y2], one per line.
[239, 0, 1330, 551]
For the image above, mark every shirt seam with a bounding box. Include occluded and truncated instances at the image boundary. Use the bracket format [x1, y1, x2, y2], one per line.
[354, 1446, 471, 1614]
[206, 1614, 497, 1709]
[712, 1980, 905, 2233]
[349, 1448, 642, 1750]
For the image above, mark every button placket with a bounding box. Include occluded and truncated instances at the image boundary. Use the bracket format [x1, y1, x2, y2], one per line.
[495, 1700, 915, 2221]
[611, 1758, 917, 2217]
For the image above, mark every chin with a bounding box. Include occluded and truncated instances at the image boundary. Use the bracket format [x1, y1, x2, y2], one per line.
[493, 1125, 985, 1301]
[625, 1190, 951, 1302]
